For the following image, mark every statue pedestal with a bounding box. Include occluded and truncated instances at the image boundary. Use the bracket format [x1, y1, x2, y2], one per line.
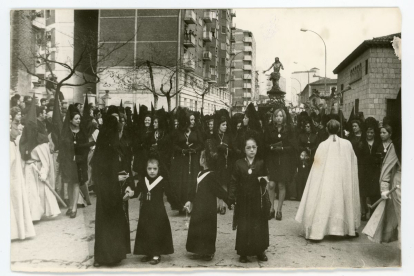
[267, 86, 286, 99]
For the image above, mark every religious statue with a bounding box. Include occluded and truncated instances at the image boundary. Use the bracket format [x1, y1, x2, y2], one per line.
[263, 57, 284, 91]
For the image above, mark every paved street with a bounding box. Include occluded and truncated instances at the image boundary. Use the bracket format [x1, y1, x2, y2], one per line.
[11, 192, 400, 272]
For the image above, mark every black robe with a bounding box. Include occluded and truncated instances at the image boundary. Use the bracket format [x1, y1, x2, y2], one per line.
[133, 176, 176, 256]
[169, 129, 203, 207]
[93, 118, 132, 265]
[186, 170, 229, 255]
[357, 139, 383, 199]
[229, 158, 269, 256]
[294, 161, 311, 200]
[212, 132, 235, 191]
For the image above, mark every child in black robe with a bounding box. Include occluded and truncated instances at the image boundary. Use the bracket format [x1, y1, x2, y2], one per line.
[185, 140, 230, 261]
[132, 156, 180, 265]
[294, 150, 311, 200]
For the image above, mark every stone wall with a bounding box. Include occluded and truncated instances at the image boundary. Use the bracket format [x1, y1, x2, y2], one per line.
[337, 46, 401, 121]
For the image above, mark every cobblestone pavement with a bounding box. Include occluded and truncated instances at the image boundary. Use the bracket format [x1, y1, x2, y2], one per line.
[11, 192, 400, 272]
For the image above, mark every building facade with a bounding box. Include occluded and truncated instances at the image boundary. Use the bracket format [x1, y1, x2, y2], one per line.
[333, 33, 401, 120]
[230, 28, 256, 113]
[298, 77, 337, 106]
[97, 9, 234, 113]
[10, 10, 98, 104]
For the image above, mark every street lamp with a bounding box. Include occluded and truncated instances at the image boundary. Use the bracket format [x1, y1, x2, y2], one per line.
[300, 28, 327, 96]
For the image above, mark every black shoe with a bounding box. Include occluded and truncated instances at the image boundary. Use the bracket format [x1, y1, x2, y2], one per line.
[268, 210, 275, 220]
[70, 210, 77, 218]
[220, 206, 226, 215]
[149, 256, 161, 265]
[141, 256, 152, 262]
[257, 252, 268, 262]
[66, 209, 73, 216]
[239, 256, 248, 263]
[276, 211, 282, 221]
[202, 254, 214, 261]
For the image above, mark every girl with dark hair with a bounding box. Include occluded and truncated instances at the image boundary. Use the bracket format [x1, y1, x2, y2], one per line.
[229, 132, 269, 263]
[185, 139, 231, 261]
[170, 108, 204, 214]
[132, 155, 179, 265]
[92, 114, 134, 267]
[58, 105, 92, 218]
[264, 108, 294, 220]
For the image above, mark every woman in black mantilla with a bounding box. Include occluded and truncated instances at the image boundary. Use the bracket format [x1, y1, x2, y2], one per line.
[228, 131, 269, 263]
[264, 107, 294, 221]
[132, 105, 152, 177]
[170, 107, 204, 214]
[185, 139, 230, 261]
[92, 106, 134, 267]
[146, 109, 172, 173]
[357, 120, 381, 220]
[212, 111, 234, 215]
[133, 155, 179, 265]
[58, 105, 92, 218]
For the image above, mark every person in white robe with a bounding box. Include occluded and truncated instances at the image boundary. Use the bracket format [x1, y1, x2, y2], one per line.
[295, 119, 360, 240]
[10, 136, 35, 240]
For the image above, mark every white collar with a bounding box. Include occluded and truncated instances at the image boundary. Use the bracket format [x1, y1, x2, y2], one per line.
[145, 176, 163, 192]
[197, 171, 211, 184]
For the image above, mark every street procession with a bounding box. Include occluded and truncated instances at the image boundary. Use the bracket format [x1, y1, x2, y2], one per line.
[9, 8, 403, 271]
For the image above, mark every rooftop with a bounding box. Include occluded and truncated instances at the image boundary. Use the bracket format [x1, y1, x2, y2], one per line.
[333, 32, 401, 74]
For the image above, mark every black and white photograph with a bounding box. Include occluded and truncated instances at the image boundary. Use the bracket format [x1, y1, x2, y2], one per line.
[5, 1, 412, 274]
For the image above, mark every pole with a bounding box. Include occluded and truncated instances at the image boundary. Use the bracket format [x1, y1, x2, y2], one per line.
[176, 9, 182, 108]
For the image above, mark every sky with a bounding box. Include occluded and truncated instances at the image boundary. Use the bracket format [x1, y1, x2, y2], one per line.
[233, 8, 401, 100]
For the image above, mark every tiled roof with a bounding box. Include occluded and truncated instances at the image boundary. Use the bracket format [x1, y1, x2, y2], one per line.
[333, 33, 401, 74]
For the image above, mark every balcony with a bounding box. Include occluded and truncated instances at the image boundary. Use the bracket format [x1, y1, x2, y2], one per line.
[209, 69, 217, 83]
[243, 65, 252, 70]
[231, 10, 236, 17]
[230, 36, 235, 42]
[244, 46, 252, 52]
[244, 74, 252, 80]
[231, 49, 236, 55]
[243, 37, 252, 43]
[231, 61, 235, 68]
[203, 51, 212, 61]
[203, 31, 212, 42]
[203, 11, 214, 23]
[203, 70, 211, 81]
[226, 52, 230, 60]
[244, 83, 252, 89]
[184, 10, 197, 24]
[183, 34, 196, 48]
[244, 55, 252, 61]
[231, 23, 236, 30]
[183, 58, 195, 72]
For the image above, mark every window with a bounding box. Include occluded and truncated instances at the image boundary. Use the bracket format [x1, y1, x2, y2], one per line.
[221, 74, 226, 83]
[221, 43, 226, 50]
[341, 84, 344, 91]
[221, 10, 226, 18]
[221, 58, 226, 66]
[195, 101, 198, 111]
[180, 97, 185, 107]
[46, 10, 51, 19]
[221, 26, 227, 34]
[198, 38, 203, 47]
[365, 59, 369, 75]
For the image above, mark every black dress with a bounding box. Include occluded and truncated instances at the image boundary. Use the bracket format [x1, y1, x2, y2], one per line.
[132, 127, 152, 176]
[229, 158, 269, 256]
[93, 119, 132, 265]
[212, 132, 234, 191]
[133, 176, 176, 256]
[298, 132, 318, 159]
[358, 139, 382, 199]
[169, 129, 203, 207]
[264, 124, 294, 184]
[146, 130, 172, 172]
[186, 170, 229, 255]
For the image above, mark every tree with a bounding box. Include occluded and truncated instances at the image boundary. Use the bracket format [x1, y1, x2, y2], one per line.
[17, 17, 135, 101]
